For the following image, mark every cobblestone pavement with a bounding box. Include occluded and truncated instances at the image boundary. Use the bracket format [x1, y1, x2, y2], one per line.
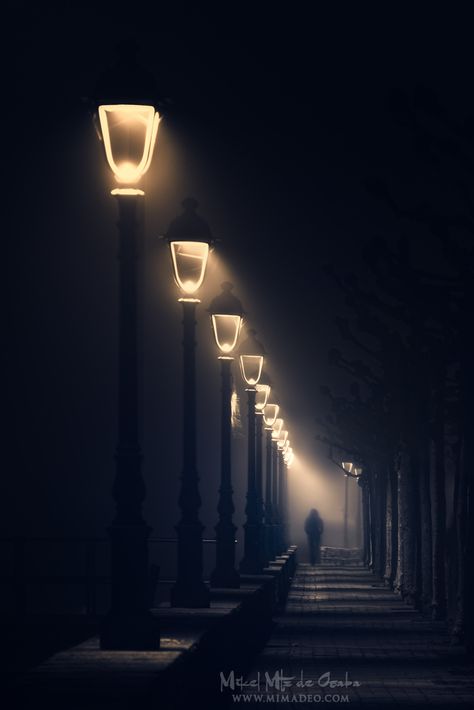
[233, 563, 474, 707]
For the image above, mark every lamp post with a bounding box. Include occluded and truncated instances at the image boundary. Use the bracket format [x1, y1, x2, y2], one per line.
[263, 403, 279, 562]
[353, 467, 363, 551]
[239, 330, 266, 574]
[255, 379, 271, 565]
[208, 283, 244, 588]
[341, 462, 353, 549]
[93, 53, 161, 649]
[277, 431, 289, 552]
[166, 199, 212, 608]
[272, 417, 284, 555]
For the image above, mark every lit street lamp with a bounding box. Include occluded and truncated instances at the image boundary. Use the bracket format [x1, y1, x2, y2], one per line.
[239, 330, 266, 574]
[263, 403, 279, 561]
[93, 49, 161, 649]
[278, 431, 289, 551]
[166, 199, 212, 608]
[272, 417, 284, 554]
[341, 462, 353, 548]
[208, 282, 244, 588]
[255, 377, 271, 566]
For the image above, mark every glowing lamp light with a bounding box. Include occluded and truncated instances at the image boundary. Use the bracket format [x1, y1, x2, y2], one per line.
[98, 104, 160, 192]
[170, 241, 209, 295]
[255, 384, 271, 411]
[166, 199, 213, 299]
[263, 403, 279, 428]
[277, 430, 288, 449]
[272, 418, 284, 440]
[286, 450, 295, 467]
[208, 282, 245, 357]
[239, 329, 266, 387]
[240, 355, 263, 386]
[354, 466, 363, 477]
[342, 461, 354, 474]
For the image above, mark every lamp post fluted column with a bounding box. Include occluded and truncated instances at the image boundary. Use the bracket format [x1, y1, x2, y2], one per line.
[272, 441, 281, 555]
[211, 357, 240, 587]
[240, 389, 264, 573]
[255, 411, 266, 565]
[264, 427, 274, 563]
[343, 474, 349, 548]
[279, 450, 287, 552]
[171, 298, 210, 607]
[101, 195, 158, 650]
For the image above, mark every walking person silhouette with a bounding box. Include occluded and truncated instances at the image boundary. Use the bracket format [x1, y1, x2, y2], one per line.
[304, 508, 324, 565]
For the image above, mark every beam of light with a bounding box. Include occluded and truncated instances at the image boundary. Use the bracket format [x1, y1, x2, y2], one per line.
[98, 104, 160, 188]
[288, 453, 353, 548]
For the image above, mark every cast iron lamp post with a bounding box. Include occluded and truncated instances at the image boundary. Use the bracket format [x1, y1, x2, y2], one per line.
[263, 403, 279, 562]
[166, 199, 212, 608]
[93, 52, 161, 649]
[277, 431, 289, 551]
[207, 282, 244, 588]
[255, 378, 271, 565]
[239, 330, 266, 573]
[341, 461, 353, 548]
[271, 417, 284, 554]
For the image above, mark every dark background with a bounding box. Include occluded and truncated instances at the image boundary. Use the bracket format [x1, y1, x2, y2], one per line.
[4, 4, 472, 568]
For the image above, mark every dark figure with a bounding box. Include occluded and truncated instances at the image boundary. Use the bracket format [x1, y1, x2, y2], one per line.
[304, 509, 324, 565]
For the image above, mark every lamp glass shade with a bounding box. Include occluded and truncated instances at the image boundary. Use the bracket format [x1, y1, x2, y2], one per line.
[170, 241, 210, 295]
[263, 403, 279, 427]
[255, 384, 271, 411]
[211, 314, 242, 354]
[240, 354, 263, 386]
[354, 466, 363, 477]
[342, 461, 354, 473]
[277, 430, 288, 449]
[98, 104, 160, 184]
[272, 418, 284, 440]
[286, 451, 294, 467]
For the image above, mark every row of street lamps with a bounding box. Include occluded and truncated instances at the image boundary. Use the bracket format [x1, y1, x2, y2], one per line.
[92, 66, 295, 649]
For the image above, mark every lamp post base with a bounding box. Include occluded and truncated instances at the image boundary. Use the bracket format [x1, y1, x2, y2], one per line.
[171, 521, 210, 608]
[239, 523, 265, 574]
[264, 523, 274, 563]
[100, 611, 160, 650]
[210, 568, 241, 589]
[211, 521, 240, 588]
[171, 582, 210, 608]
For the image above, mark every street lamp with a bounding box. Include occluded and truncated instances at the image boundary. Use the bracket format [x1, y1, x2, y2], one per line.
[208, 282, 244, 588]
[263, 403, 279, 561]
[239, 330, 266, 574]
[93, 48, 161, 650]
[98, 104, 160, 193]
[341, 463, 353, 548]
[254, 376, 272, 567]
[272, 417, 284, 554]
[166, 199, 212, 608]
[278, 431, 289, 552]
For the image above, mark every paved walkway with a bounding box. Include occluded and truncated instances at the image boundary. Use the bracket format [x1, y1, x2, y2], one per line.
[235, 562, 474, 707]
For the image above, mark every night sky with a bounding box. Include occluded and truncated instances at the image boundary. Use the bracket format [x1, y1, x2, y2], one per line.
[5, 5, 473, 556]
